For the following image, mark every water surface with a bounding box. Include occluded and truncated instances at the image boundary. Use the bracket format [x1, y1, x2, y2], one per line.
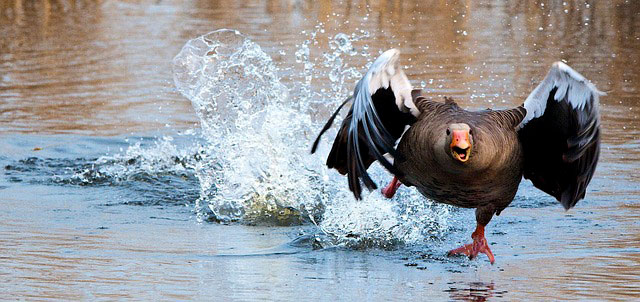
[1, 0, 639, 300]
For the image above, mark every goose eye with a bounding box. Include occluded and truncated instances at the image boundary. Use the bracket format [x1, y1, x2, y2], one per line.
[446, 129, 450, 135]
[469, 129, 472, 134]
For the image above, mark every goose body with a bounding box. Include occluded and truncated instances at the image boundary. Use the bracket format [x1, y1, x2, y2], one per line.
[312, 49, 603, 263]
[396, 100, 525, 217]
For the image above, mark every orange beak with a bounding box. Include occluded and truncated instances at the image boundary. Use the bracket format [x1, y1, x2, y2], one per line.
[450, 130, 471, 162]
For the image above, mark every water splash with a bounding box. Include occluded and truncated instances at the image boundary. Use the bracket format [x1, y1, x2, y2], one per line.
[291, 27, 372, 104]
[71, 136, 198, 185]
[172, 29, 453, 247]
[173, 29, 327, 224]
[319, 189, 452, 249]
[3, 135, 202, 207]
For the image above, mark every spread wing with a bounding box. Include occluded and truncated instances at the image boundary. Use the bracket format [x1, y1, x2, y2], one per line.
[311, 49, 419, 199]
[518, 62, 604, 209]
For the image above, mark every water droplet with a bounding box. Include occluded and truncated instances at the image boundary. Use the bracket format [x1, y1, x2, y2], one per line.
[171, 28, 453, 244]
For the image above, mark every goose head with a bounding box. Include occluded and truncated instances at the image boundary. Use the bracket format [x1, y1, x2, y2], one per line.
[446, 123, 473, 163]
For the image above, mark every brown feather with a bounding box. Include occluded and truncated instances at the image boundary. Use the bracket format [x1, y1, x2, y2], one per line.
[395, 98, 525, 217]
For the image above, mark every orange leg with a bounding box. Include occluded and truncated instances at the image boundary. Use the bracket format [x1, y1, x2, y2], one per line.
[447, 224, 495, 264]
[381, 176, 402, 198]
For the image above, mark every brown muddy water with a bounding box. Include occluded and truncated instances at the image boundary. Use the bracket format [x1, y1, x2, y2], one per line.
[1, 0, 640, 301]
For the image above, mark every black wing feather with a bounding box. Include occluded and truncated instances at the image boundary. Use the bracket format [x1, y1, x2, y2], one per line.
[518, 87, 601, 209]
[312, 86, 416, 199]
[311, 49, 418, 199]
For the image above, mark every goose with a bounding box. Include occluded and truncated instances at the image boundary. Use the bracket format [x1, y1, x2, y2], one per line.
[311, 49, 602, 264]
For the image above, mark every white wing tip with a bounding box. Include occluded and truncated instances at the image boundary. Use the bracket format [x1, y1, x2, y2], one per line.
[553, 61, 583, 78]
[381, 48, 400, 58]
[373, 49, 401, 69]
[552, 61, 606, 96]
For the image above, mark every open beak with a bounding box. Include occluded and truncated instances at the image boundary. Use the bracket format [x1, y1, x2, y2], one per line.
[450, 130, 472, 163]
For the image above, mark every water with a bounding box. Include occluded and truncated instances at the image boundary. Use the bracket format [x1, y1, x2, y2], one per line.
[170, 29, 451, 246]
[1, 0, 640, 300]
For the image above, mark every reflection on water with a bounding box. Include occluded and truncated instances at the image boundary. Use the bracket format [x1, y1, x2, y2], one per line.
[445, 282, 505, 302]
[1, 0, 639, 300]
